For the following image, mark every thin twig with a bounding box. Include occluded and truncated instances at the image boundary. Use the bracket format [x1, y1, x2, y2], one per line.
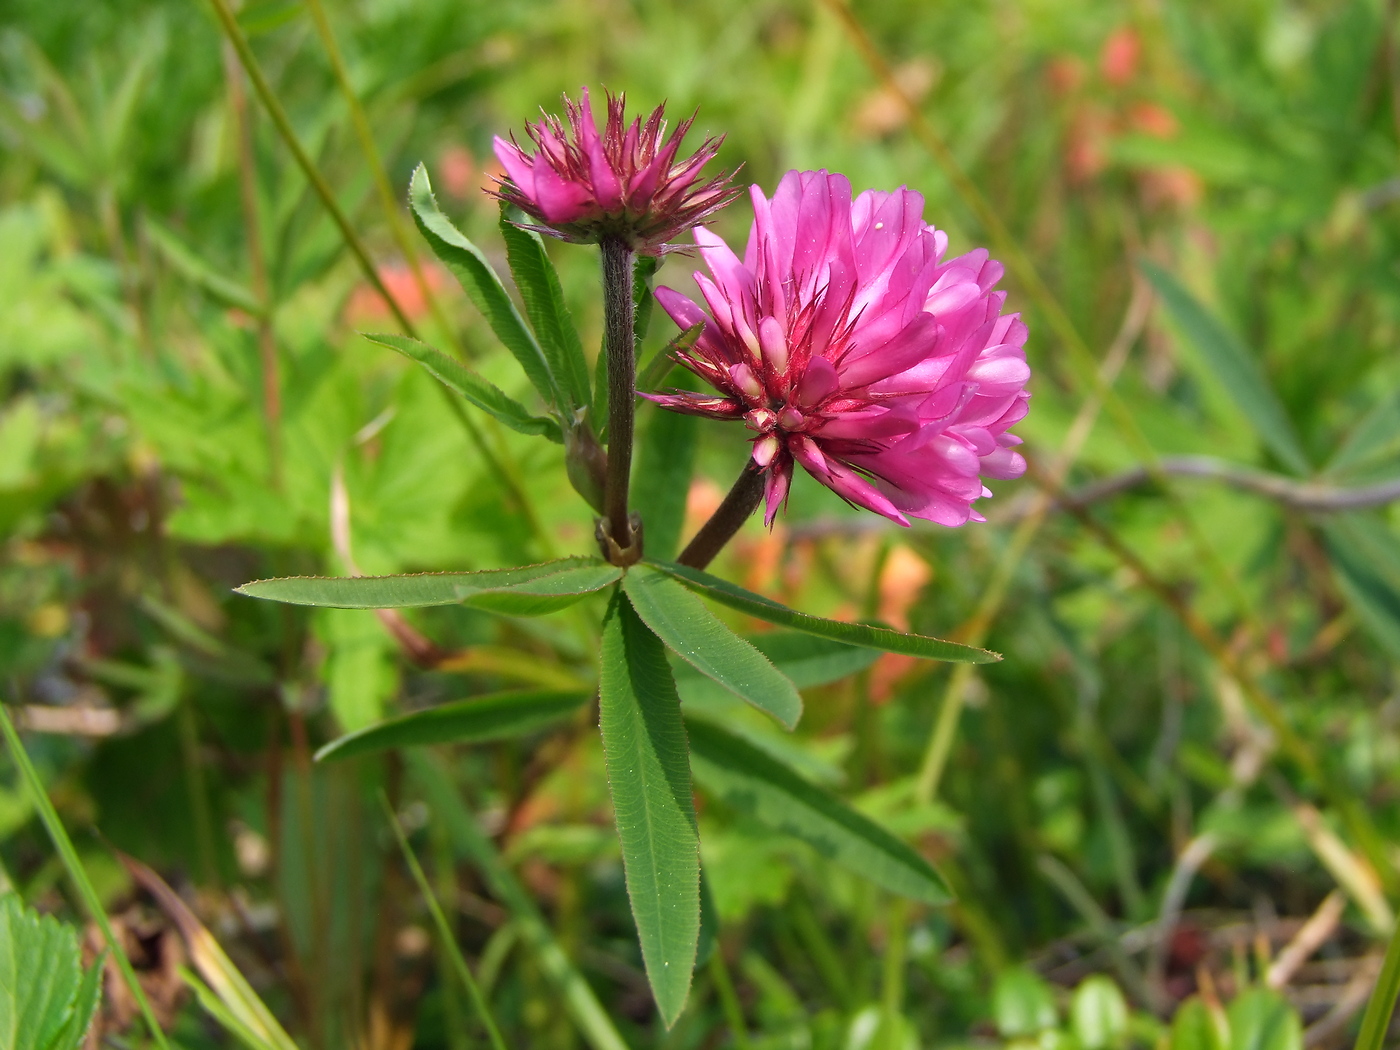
[1268, 891, 1347, 990]
[1060, 457, 1400, 512]
[1148, 832, 1220, 999]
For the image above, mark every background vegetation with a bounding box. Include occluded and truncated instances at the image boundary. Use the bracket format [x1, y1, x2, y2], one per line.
[2, 0, 1399, 1047]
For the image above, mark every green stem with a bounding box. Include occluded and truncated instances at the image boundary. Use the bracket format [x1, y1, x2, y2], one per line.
[600, 237, 640, 564]
[708, 950, 751, 1050]
[0, 702, 173, 1050]
[382, 794, 508, 1050]
[1354, 915, 1400, 1050]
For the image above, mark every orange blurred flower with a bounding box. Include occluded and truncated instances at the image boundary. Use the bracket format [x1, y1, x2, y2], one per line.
[344, 261, 448, 325]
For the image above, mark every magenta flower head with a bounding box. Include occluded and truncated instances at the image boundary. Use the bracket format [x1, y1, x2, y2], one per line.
[647, 170, 1030, 527]
[491, 88, 740, 253]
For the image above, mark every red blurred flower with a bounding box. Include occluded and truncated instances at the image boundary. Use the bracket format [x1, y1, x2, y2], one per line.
[491, 88, 739, 253]
[1100, 26, 1141, 87]
[437, 144, 477, 201]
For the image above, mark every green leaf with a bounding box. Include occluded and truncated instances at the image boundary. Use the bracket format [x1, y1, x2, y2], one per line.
[1321, 515, 1400, 660]
[632, 401, 698, 561]
[237, 557, 621, 611]
[1171, 998, 1229, 1050]
[1327, 389, 1400, 476]
[993, 967, 1059, 1037]
[1226, 988, 1300, 1050]
[648, 560, 1000, 664]
[1071, 976, 1129, 1050]
[499, 210, 592, 415]
[1139, 260, 1309, 475]
[637, 322, 704, 393]
[684, 717, 951, 904]
[365, 332, 562, 443]
[739, 631, 882, 689]
[0, 892, 99, 1050]
[145, 218, 264, 317]
[624, 564, 803, 729]
[599, 590, 700, 1027]
[409, 165, 562, 411]
[633, 254, 659, 345]
[315, 689, 591, 762]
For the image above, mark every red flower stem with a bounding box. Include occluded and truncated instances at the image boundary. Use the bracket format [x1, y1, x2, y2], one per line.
[678, 462, 766, 569]
[601, 237, 641, 564]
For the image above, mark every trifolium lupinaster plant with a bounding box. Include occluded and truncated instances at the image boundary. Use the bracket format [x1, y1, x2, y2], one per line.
[237, 89, 1031, 1026]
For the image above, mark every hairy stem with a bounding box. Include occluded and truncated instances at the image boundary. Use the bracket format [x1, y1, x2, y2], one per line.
[678, 462, 766, 570]
[601, 238, 640, 563]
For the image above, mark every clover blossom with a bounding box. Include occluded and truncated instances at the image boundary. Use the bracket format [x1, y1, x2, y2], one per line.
[648, 170, 1029, 527]
[491, 89, 739, 253]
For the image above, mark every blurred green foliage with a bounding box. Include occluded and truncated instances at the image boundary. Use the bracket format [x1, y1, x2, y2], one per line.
[2, 0, 1400, 1046]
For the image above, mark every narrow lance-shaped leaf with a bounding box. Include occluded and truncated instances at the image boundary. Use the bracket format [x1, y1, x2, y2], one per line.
[599, 590, 700, 1027]
[623, 565, 803, 729]
[685, 716, 951, 904]
[499, 209, 592, 415]
[637, 322, 704, 393]
[1139, 260, 1309, 476]
[315, 689, 591, 763]
[649, 560, 1000, 664]
[237, 557, 621, 612]
[366, 332, 563, 443]
[409, 164, 563, 411]
[632, 401, 698, 561]
[1321, 514, 1400, 661]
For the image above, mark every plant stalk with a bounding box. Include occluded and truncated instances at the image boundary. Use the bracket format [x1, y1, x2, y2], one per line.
[678, 461, 766, 569]
[600, 237, 640, 564]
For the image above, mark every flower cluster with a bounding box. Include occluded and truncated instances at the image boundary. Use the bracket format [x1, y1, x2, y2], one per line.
[491, 89, 739, 253]
[645, 170, 1029, 527]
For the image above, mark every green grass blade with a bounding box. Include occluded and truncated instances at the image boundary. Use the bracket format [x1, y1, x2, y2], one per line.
[1139, 260, 1309, 476]
[382, 795, 508, 1050]
[685, 716, 951, 904]
[623, 565, 803, 729]
[409, 165, 563, 410]
[599, 590, 700, 1027]
[1352, 912, 1400, 1050]
[407, 752, 631, 1050]
[1321, 515, 1400, 661]
[0, 703, 172, 1050]
[499, 210, 592, 414]
[648, 560, 1000, 664]
[236, 558, 620, 610]
[181, 968, 281, 1050]
[121, 855, 298, 1050]
[315, 689, 591, 762]
[366, 332, 563, 442]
